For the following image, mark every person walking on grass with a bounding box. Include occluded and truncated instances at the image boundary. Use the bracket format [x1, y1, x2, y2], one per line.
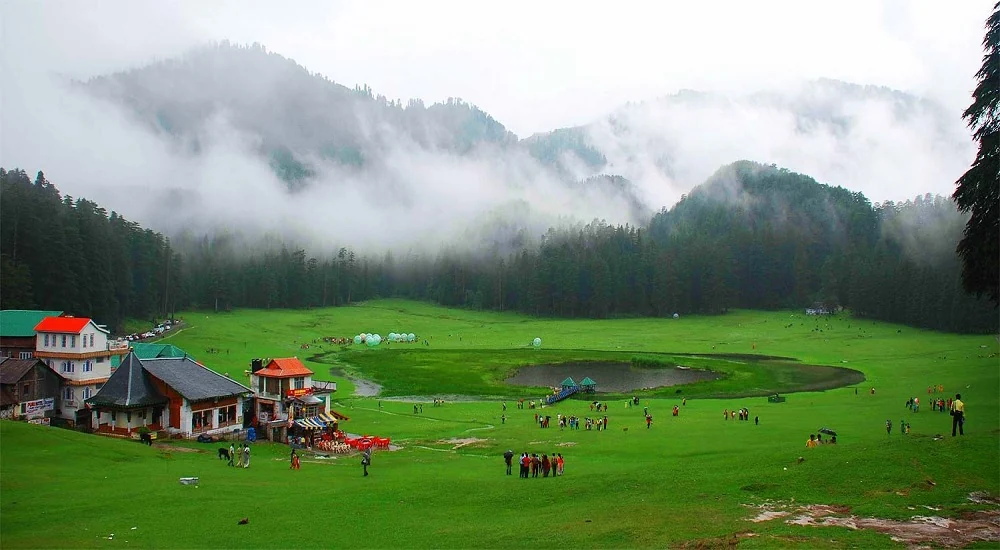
[885, 419, 892, 436]
[556, 453, 564, 476]
[503, 450, 514, 475]
[362, 447, 373, 476]
[229, 443, 235, 467]
[243, 444, 251, 468]
[950, 394, 965, 436]
[542, 454, 551, 477]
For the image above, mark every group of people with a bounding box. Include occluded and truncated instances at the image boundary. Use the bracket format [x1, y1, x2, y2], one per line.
[504, 450, 565, 477]
[901, 392, 966, 436]
[227, 443, 252, 468]
[805, 433, 837, 447]
[590, 402, 610, 412]
[585, 416, 609, 430]
[723, 408, 755, 423]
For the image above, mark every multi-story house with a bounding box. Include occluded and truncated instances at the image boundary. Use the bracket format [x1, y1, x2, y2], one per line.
[33, 316, 129, 427]
[250, 357, 338, 442]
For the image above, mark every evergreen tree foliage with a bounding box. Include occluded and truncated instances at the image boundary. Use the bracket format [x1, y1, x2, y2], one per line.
[954, 2, 1000, 306]
[1, 163, 995, 333]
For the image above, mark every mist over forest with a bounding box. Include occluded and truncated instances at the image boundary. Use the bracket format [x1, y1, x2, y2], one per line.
[1, 42, 994, 334]
[1, 42, 976, 255]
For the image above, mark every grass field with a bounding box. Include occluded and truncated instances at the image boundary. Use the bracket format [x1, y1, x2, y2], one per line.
[1, 300, 998, 548]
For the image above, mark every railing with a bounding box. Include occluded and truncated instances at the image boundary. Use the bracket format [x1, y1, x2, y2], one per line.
[258, 412, 288, 423]
[545, 385, 580, 405]
[255, 392, 285, 401]
[312, 381, 337, 392]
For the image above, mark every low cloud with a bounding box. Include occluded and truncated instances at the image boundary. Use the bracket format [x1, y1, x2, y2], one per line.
[0, 60, 977, 259]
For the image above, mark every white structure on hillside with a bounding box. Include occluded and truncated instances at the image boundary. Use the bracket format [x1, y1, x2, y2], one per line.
[33, 316, 129, 427]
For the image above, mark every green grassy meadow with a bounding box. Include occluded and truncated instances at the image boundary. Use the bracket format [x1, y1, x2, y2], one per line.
[1, 300, 997, 548]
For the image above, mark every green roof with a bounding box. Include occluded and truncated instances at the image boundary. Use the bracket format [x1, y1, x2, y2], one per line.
[111, 343, 190, 367]
[580, 377, 597, 386]
[0, 310, 63, 337]
[561, 377, 577, 387]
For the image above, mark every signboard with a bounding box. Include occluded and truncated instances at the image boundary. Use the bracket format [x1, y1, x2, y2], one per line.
[22, 398, 55, 416]
[286, 388, 313, 398]
[28, 417, 51, 426]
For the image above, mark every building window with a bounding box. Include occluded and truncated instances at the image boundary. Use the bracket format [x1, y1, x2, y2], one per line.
[294, 377, 305, 390]
[63, 387, 74, 400]
[44, 334, 49, 346]
[90, 334, 95, 347]
[22, 383, 30, 396]
[82, 387, 92, 399]
[61, 362, 75, 374]
[82, 335, 87, 349]
[126, 411, 131, 423]
[61, 335, 66, 347]
[192, 410, 211, 431]
[83, 361, 92, 372]
[96, 356, 105, 363]
[18, 351, 32, 359]
[70, 335, 76, 347]
[111, 411, 116, 421]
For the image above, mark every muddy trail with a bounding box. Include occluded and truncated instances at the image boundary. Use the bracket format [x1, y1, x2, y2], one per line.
[326, 367, 382, 397]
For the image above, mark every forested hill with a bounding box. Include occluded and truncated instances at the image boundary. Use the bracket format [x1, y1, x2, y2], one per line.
[1, 163, 995, 333]
[83, 42, 518, 189]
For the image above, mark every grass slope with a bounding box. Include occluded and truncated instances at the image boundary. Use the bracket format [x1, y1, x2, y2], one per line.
[1, 300, 997, 548]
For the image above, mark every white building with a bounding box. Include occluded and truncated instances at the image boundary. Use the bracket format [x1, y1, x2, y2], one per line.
[33, 316, 128, 426]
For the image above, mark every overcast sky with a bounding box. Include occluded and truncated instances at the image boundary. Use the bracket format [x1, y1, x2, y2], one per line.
[2, 0, 992, 137]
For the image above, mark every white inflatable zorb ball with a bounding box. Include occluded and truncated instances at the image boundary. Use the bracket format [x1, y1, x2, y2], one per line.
[532, 337, 541, 347]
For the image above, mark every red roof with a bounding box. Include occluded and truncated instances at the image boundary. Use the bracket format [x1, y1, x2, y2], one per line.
[34, 316, 91, 333]
[257, 357, 313, 378]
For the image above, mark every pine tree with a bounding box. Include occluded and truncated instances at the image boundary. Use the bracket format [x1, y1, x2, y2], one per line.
[954, 2, 1000, 306]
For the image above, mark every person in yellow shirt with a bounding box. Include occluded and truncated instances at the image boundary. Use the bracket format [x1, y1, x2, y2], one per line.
[950, 393, 965, 436]
[806, 434, 817, 448]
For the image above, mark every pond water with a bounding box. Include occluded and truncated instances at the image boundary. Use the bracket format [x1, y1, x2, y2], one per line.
[505, 361, 720, 392]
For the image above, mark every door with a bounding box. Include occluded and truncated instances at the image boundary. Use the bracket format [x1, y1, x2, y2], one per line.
[75, 408, 92, 430]
[169, 400, 181, 429]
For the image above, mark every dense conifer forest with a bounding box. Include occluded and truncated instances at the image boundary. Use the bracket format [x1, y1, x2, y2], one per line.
[1, 163, 995, 333]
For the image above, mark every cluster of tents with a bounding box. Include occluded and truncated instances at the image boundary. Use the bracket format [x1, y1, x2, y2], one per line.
[353, 332, 417, 347]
